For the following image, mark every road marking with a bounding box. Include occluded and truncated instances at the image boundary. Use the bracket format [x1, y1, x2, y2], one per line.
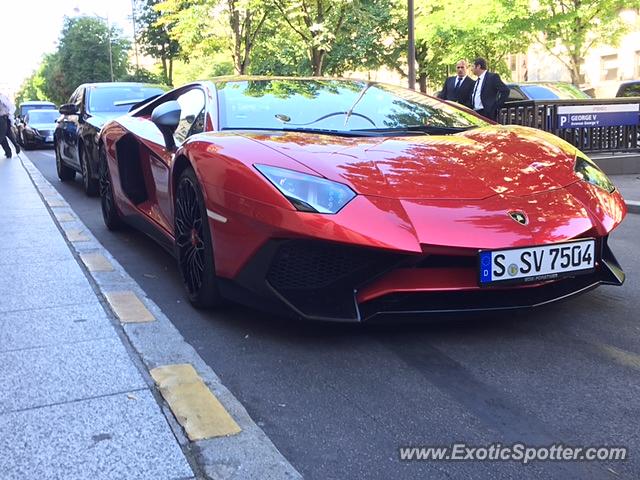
[104, 291, 155, 323]
[47, 199, 67, 208]
[150, 364, 241, 441]
[598, 343, 640, 371]
[206, 209, 228, 223]
[80, 252, 114, 272]
[65, 228, 90, 242]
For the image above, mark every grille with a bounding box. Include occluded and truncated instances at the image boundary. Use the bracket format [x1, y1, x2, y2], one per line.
[267, 241, 396, 290]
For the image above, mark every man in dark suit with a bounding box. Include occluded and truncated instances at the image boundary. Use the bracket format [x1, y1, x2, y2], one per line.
[470, 57, 510, 121]
[437, 60, 475, 108]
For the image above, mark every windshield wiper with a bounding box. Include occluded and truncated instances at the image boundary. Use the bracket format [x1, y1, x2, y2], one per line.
[353, 125, 476, 135]
[344, 84, 372, 127]
[221, 127, 383, 137]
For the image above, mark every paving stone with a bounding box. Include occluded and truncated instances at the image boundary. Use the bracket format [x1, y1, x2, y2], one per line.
[0, 337, 146, 413]
[0, 302, 114, 352]
[0, 390, 193, 480]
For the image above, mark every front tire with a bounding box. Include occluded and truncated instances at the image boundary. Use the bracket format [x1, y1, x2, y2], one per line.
[55, 140, 75, 181]
[175, 167, 222, 308]
[98, 144, 124, 230]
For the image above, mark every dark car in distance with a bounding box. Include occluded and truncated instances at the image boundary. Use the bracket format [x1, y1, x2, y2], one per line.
[54, 82, 166, 196]
[506, 82, 591, 102]
[616, 81, 640, 98]
[18, 109, 59, 149]
[16, 100, 57, 119]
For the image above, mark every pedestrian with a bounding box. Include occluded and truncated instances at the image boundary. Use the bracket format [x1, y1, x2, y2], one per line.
[0, 92, 20, 157]
[437, 60, 475, 109]
[469, 57, 510, 121]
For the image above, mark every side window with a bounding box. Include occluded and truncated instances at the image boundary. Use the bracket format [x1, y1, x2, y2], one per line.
[507, 88, 526, 102]
[75, 88, 85, 111]
[174, 89, 206, 143]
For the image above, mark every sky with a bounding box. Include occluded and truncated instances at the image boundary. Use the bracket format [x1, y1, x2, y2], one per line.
[1, 0, 137, 96]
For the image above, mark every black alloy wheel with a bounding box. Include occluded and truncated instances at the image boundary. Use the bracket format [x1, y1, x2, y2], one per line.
[55, 140, 75, 181]
[98, 144, 124, 230]
[80, 143, 99, 196]
[175, 167, 222, 308]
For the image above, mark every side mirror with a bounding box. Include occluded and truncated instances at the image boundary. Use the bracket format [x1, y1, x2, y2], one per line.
[151, 100, 181, 151]
[59, 103, 78, 115]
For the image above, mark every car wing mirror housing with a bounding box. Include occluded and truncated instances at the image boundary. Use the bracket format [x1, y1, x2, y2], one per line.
[59, 103, 78, 115]
[151, 100, 181, 151]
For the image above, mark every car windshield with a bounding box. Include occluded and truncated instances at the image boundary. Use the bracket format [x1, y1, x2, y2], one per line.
[216, 79, 489, 134]
[520, 84, 590, 100]
[618, 83, 640, 97]
[88, 86, 165, 113]
[27, 110, 59, 124]
[21, 104, 55, 116]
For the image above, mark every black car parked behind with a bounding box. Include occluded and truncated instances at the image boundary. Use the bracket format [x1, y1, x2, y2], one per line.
[54, 82, 165, 196]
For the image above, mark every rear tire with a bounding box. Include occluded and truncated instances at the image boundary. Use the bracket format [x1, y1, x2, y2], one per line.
[98, 144, 124, 231]
[80, 143, 99, 196]
[174, 167, 222, 308]
[55, 140, 75, 181]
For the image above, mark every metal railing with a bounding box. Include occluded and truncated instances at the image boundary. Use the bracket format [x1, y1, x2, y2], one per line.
[498, 98, 640, 153]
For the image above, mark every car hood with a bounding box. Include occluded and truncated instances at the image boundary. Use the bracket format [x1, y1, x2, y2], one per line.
[87, 112, 122, 130]
[243, 125, 580, 200]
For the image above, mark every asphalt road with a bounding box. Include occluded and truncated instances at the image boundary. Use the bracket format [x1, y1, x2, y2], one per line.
[27, 148, 640, 479]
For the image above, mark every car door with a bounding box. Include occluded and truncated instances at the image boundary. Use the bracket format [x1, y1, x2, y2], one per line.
[60, 88, 82, 166]
[140, 87, 209, 234]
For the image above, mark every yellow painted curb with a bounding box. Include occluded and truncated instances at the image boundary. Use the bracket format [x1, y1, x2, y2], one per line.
[80, 252, 114, 272]
[104, 291, 155, 323]
[65, 229, 90, 242]
[55, 212, 75, 222]
[48, 200, 67, 208]
[150, 364, 241, 441]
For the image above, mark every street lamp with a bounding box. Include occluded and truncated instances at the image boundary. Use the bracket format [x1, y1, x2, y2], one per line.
[408, 0, 416, 90]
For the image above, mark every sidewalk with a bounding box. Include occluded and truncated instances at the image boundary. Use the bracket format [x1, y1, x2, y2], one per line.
[0, 153, 194, 479]
[0, 149, 301, 480]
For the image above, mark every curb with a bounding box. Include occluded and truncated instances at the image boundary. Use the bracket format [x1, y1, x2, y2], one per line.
[18, 152, 302, 480]
[627, 201, 640, 215]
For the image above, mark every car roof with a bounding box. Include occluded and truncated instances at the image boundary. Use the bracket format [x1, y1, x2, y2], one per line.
[20, 100, 55, 106]
[79, 82, 166, 89]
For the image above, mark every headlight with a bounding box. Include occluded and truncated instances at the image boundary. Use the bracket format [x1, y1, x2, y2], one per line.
[574, 153, 615, 194]
[255, 164, 356, 214]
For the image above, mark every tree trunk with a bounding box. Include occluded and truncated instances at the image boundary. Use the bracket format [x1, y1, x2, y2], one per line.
[168, 57, 173, 86]
[418, 74, 427, 94]
[311, 48, 325, 76]
[569, 54, 582, 85]
[161, 55, 168, 85]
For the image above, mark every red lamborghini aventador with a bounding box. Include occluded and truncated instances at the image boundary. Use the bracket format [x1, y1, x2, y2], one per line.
[98, 77, 626, 321]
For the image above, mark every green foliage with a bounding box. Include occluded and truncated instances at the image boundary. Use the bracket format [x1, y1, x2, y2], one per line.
[411, 0, 533, 91]
[171, 54, 235, 85]
[533, 0, 640, 84]
[15, 63, 50, 105]
[272, 0, 398, 76]
[41, 16, 131, 104]
[134, 0, 181, 85]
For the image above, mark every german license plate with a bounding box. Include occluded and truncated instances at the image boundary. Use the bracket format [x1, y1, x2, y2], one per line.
[479, 239, 595, 285]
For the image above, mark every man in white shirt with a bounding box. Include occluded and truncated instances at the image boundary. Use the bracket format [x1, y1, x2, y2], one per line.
[0, 92, 20, 157]
[470, 58, 510, 121]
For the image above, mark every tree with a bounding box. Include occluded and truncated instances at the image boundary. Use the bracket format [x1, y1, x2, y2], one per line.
[156, 0, 271, 75]
[533, 0, 640, 85]
[15, 63, 50, 105]
[135, 0, 181, 85]
[272, 0, 397, 76]
[42, 16, 130, 104]
[406, 0, 534, 92]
